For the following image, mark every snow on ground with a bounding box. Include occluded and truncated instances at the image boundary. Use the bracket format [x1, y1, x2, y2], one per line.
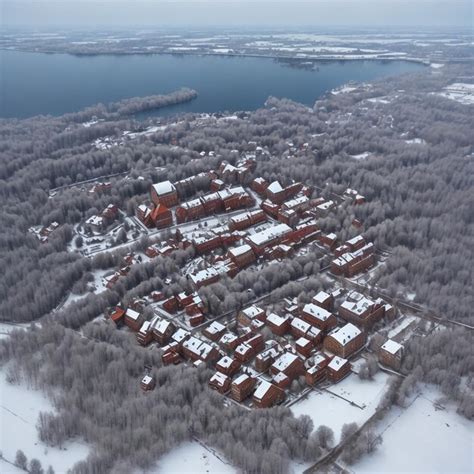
[352, 387, 474, 473]
[367, 96, 391, 104]
[0, 459, 23, 473]
[430, 63, 445, 69]
[350, 152, 371, 161]
[148, 441, 235, 474]
[0, 323, 29, 340]
[0, 370, 89, 472]
[405, 138, 426, 145]
[332, 86, 358, 95]
[292, 372, 391, 443]
[435, 83, 474, 105]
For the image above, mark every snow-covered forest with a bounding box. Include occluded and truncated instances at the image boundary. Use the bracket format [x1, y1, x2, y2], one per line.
[0, 62, 472, 472]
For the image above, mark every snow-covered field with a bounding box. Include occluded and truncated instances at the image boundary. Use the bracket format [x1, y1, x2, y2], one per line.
[352, 387, 474, 473]
[0, 370, 89, 472]
[350, 152, 371, 161]
[149, 441, 235, 474]
[436, 83, 474, 105]
[292, 371, 391, 443]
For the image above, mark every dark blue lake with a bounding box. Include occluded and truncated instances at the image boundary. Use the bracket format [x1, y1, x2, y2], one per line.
[0, 50, 425, 119]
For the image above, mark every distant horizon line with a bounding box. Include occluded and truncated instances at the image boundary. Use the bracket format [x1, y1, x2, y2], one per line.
[2, 24, 472, 32]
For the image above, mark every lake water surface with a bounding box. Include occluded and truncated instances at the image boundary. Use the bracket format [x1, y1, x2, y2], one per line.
[0, 50, 425, 118]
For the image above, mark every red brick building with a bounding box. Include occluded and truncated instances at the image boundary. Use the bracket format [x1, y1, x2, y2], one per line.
[270, 352, 305, 381]
[251, 177, 269, 196]
[209, 372, 231, 394]
[290, 317, 322, 344]
[151, 181, 178, 207]
[237, 305, 266, 327]
[266, 313, 290, 336]
[253, 381, 285, 408]
[378, 339, 403, 370]
[295, 337, 314, 358]
[153, 320, 176, 345]
[301, 303, 337, 332]
[312, 291, 334, 311]
[331, 243, 375, 277]
[245, 223, 292, 256]
[124, 308, 144, 332]
[193, 234, 223, 254]
[136, 320, 154, 346]
[202, 321, 227, 341]
[231, 374, 256, 402]
[305, 353, 330, 385]
[266, 181, 287, 204]
[338, 292, 385, 329]
[215, 356, 241, 377]
[228, 210, 266, 232]
[261, 199, 281, 219]
[150, 203, 173, 228]
[176, 198, 206, 223]
[327, 356, 351, 382]
[227, 244, 256, 269]
[323, 323, 366, 358]
[182, 336, 220, 364]
[255, 345, 281, 372]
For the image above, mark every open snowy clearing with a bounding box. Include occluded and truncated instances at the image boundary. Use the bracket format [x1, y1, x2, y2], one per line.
[148, 441, 235, 474]
[292, 371, 391, 443]
[435, 83, 474, 105]
[350, 152, 371, 161]
[352, 387, 474, 473]
[0, 370, 89, 473]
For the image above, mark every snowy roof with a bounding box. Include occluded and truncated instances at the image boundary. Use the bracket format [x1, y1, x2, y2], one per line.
[142, 375, 153, 384]
[206, 321, 226, 335]
[303, 303, 332, 321]
[328, 356, 349, 371]
[267, 181, 283, 194]
[217, 356, 234, 369]
[272, 352, 299, 372]
[254, 380, 273, 400]
[233, 374, 250, 385]
[181, 198, 203, 210]
[210, 372, 229, 386]
[236, 342, 252, 355]
[152, 180, 176, 196]
[347, 235, 365, 246]
[284, 195, 309, 209]
[329, 323, 362, 347]
[340, 296, 374, 316]
[296, 337, 311, 347]
[86, 215, 103, 226]
[241, 305, 264, 319]
[138, 321, 151, 334]
[125, 308, 141, 321]
[317, 200, 335, 210]
[313, 291, 331, 304]
[155, 319, 171, 334]
[172, 328, 190, 343]
[326, 233, 337, 240]
[381, 339, 403, 355]
[183, 336, 203, 353]
[189, 267, 219, 285]
[219, 332, 238, 345]
[247, 223, 291, 247]
[291, 317, 311, 333]
[229, 244, 252, 257]
[273, 372, 289, 383]
[267, 313, 288, 327]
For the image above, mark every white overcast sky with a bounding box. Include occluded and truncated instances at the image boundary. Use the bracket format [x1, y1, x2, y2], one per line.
[1, 1, 472, 28]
